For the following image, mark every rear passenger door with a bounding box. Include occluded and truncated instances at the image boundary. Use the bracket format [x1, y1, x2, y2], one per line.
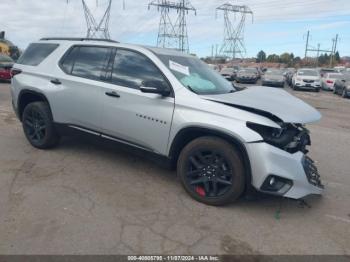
[100, 48, 175, 155]
[56, 45, 113, 131]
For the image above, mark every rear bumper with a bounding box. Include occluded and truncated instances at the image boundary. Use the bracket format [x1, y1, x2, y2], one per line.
[246, 142, 324, 199]
[262, 80, 284, 86]
[0, 72, 11, 80]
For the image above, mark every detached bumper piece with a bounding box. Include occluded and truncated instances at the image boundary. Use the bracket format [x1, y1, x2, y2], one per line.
[303, 156, 324, 188]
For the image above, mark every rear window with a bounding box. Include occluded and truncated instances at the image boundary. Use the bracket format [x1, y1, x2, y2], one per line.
[60, 46, 113, 81]
[17, 43, 59, 66]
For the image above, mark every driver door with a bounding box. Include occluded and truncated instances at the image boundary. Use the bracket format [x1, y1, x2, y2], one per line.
[100, 48, 175, 155]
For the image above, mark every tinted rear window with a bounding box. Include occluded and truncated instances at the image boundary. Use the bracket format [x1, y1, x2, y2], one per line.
[61, 46, 113, 81]
[17, 43, 59, 66]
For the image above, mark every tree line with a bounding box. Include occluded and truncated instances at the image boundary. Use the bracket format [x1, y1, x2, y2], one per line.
[256, 50, 341, 67]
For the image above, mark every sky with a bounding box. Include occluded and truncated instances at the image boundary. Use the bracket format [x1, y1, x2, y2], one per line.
[1, 0, 350, 58]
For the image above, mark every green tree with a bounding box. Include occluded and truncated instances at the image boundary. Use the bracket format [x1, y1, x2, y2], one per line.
[256, 50, 266, 63]
[266, 54, 280, 63]
[335, 51, 340, 63]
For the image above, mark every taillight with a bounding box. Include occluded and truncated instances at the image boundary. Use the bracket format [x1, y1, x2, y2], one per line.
[326, 80, 334, 84]
[10, 68, 22, 78]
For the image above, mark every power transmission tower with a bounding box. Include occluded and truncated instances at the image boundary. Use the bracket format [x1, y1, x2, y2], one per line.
[82, 0, 112, 39]
[216, 2, 253, 59]
[303, 31, 338, 66]
[66, 0, 113, 39]
[149, 0, 196, 53]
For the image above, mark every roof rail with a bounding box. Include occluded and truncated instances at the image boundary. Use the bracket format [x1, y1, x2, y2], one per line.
[40, 37, 119, 43]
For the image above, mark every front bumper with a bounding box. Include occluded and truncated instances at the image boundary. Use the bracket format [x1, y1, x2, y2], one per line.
[237, 77, 257, 83]
[246, 142, 324, 199]
[295, 81, 321, 90]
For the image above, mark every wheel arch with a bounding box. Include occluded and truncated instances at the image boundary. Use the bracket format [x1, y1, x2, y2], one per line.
[17, 89, 51, 121]
[168, 126, 252, 191]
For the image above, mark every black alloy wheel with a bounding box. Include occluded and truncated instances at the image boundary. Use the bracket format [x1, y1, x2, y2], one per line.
[177, 136, 245, 206]
[22, 102, 60, 149]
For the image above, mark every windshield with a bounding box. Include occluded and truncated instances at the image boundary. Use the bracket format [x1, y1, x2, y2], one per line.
[328, 74, 342, 79]
[221, 68, 234, 74]
[298, 69, 319, 76]
[239, 68, 257, 74]
[265, 69, 284, 76]
[157, 54, 235, 95]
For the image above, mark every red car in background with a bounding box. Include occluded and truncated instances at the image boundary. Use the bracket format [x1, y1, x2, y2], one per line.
[0, 54, 14, 81]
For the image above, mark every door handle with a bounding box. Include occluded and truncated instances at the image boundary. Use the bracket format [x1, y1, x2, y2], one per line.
[50, 79, 62, 85]
[105, 91, 120, 98]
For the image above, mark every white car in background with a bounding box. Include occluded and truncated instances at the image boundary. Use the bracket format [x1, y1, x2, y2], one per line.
[321, 72, 343, 91]
[292, 69, 321, 92]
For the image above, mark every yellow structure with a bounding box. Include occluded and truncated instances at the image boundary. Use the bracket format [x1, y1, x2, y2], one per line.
[0, 40, 11, 56]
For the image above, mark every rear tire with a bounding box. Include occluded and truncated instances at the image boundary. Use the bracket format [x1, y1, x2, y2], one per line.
[177, 136, 245, 206]
[22, 102, 60, 149]
[342, 88, 348, 98]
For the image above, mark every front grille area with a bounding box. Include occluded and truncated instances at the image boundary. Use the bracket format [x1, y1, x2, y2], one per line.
[303, 79, 315, 83]
[303, 156, 324, 188]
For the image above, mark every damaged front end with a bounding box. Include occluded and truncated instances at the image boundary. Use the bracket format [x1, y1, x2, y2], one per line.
[246, 122, 311, 154]
[245, 121, 324, 198]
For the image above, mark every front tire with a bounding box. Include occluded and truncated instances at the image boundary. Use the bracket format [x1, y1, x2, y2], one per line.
[22, 102, 60, 149]
[177, 136, 245, 206]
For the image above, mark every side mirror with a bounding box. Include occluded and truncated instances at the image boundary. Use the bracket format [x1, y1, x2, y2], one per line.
[342, 79, 346, 82]
[140, 80, 171, 97]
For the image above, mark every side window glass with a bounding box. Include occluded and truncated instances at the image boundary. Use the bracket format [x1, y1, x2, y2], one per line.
[111, 49, 168, 89]
[61, 46, 112, 81]
[17, 43, 59, 66]
[61, 46, 80, 74]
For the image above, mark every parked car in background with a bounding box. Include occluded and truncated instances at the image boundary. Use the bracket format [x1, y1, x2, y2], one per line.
[333, 73, 350, 98]
[236, 68, 259, 84]
[334, 66, 346, 73]
[0, 54, 14, 81]
[319, 68, 336, 78]
[321, 72, 343, 91]
[208, 64, 220, 72]
[261, 69, 285, 87]
[220, 67, 236, 81]
[285, 68, 296, 87]
[292, 68, 321, 92]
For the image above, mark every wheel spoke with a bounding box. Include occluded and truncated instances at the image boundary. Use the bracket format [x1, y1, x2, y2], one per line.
[187, 169, 202, 177]
[189, 156, 202, 169]
[217, 178, 232, 186]
[25, 120, 34, 127]
[196, 152, 207, 165]
[219, 170, 232, 177]
[190, 177, 206, 185]
[212, 180, 218, 196]
[203, 181, 210, 193]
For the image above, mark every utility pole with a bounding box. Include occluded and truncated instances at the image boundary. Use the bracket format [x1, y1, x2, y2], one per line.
[330, 34, 339, 67]
[149, 0, 196, 53]
[303, 31, 338, 67]
[216, 2, 253, 59]
[315, 43, 321, 67]
[304, 30, 310, 59]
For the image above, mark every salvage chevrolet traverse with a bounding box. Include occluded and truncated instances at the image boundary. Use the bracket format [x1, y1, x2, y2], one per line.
[10, 38, 324, 205]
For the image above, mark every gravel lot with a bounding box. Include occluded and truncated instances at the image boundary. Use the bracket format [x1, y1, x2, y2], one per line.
[0, 81, 349, 255]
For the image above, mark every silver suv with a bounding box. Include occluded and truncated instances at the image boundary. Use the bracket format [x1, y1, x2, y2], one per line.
[10, 38, 324, 205]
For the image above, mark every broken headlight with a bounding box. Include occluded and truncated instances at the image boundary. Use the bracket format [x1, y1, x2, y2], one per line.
[247, 122, 311, 154]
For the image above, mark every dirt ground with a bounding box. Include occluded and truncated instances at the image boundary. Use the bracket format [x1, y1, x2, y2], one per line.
[0, 82, 349, 255]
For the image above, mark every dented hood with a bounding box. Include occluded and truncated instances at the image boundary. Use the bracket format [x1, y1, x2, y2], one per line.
[202, 86, 322, 124]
